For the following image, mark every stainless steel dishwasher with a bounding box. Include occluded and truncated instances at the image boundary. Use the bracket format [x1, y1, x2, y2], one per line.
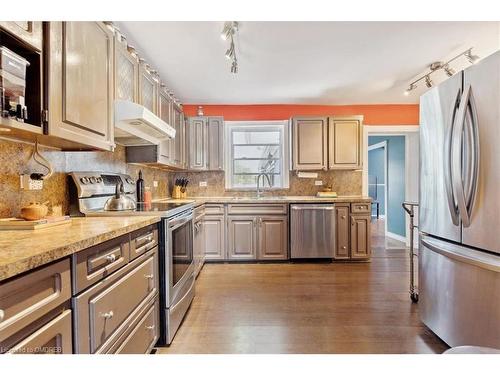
[290, 204, 335, 259]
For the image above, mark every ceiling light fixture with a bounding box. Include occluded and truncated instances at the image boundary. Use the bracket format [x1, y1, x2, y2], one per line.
[221, 21, 239, 74]
[405, 47, 479, 95]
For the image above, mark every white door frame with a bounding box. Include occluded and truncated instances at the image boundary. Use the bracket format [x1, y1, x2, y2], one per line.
[367, 141, 388, 232]
[363, 125, 420, 247]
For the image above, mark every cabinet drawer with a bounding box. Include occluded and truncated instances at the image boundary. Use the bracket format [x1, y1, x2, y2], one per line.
[74, 248, 158, 353]
[112, 300, 159, 354]
[73, 234, 130, 294]
[194, 204, 205, 221]
[204, 204, 224, 215]
[7, 310, 72, 354]
[351, 202, 371, 214]
[227, 204, 288, 215]
[130, 225, 158, 261]
[0, 258, 71, 343]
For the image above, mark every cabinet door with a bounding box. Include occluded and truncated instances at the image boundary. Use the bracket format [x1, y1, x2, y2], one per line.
[158, 91, 174, 164]
[258, 216, 288, 260]
[207, 117, 224, 171]
[227, 216, 257, 260]
[204, 215, 226, 260]
[114, 41, 138, 103]
[193, 219, 204, 275]
[138, 64, 157, 114]
[47, 22, 115, 151]
[350, 215, 371, 259]
[334, 205, 350, 259]
[7, 310, 73, 354]
[0, 21, 43, 51]
[172, 105, 184, 167]
[292, 117, 328, 170]
[188, 117, 207, 170]
[328, 117, 363, 169]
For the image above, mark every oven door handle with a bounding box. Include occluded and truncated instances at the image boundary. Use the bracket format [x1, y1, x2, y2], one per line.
[169, 212, 193, 231]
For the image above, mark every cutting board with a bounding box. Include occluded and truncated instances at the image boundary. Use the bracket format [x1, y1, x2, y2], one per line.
[0, 216, 72, 230]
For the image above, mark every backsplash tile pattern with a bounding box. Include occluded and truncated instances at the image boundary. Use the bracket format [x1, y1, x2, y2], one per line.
[170, 170, 362, 197]
[0, 139, 170, 218]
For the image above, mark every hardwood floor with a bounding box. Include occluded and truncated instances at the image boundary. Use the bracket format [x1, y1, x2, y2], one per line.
[158, 218, 448, 354]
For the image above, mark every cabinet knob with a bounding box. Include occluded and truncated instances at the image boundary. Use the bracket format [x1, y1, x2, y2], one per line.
[0, 309, 4, 322]
[341, 215, 346, 219]
[144, 274, 154, 280]
[342, 246, 346, 250]
[101, 311, 114, 319]
[146, 325, 155, 330]
[106, 254, 117, 263]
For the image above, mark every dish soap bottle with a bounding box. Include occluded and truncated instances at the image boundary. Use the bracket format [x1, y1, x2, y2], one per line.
[136, 170, 145, 202]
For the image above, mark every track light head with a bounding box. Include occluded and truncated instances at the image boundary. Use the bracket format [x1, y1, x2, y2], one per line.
[225, 41, 235, 60]
[425, 75, 433, 88]
[444, 64, 455, 77]
[221, 21, 238, 41]
[404, 83, 417, 96]
[230, 60, 238, 74]
[465, 49, 479, 64]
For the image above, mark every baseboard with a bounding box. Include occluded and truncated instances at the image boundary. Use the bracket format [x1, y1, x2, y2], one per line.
[385, 231, 406, 243]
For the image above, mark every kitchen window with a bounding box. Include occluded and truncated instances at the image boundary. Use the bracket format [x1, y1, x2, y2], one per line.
[225, 121, 290, 190]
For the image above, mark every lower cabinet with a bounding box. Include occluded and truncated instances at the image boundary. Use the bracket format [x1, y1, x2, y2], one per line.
[227, 214, 288, 261]
[227, 216, 257, 260]
[204, 215, 226, 260]
[350, 214, 371, 259]
[193, 206, 206, 276]
[334, 205, 350, 260]
[7, 310, 72, 354]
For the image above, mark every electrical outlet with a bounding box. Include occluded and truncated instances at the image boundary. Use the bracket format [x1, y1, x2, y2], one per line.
[314, 180, 323, 186]
[199, 181, 208, 187]
[20, 174, 43, 190]
[153, 180, 158, 188]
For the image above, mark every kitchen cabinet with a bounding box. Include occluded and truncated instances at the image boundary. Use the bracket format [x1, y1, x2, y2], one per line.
[172, 103, 186, 168]
[328, 116, 363, 169]
[258, 216, 288, 260]
[292, 117, 328, 170]
[0, 21, 43, 51]
[138, 60, 158, 114]
[158, 88, 174, 165]
[187, 117, 207, 170]
[350, 214, 371, 259]
[334, 205, 350, 260]
[291, 115, 364, 170]
[204, 215, 226, 260]
[193, 205, 206, 277]
[186, 116, 224, 171]
[227, 216, 257, 260]
[45, 22, 115, 151]
[114, 37, 138, 103]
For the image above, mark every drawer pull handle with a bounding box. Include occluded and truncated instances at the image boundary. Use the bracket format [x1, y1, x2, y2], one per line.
[0, 309, 4, 322]
[101, 311, 114, 319]
[144, 274, 154, 279]
[145, 325, 155, 330]
[106, 254, 117, 263]
[342, 246, 347, 250]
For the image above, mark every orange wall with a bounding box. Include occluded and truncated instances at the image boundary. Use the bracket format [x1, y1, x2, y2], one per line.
[183, 104, 419, 125]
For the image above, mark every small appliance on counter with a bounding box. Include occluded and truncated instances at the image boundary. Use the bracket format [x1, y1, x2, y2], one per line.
[0, 46, 29, 121]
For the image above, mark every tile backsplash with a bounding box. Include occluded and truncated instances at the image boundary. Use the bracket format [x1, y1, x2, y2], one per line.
[171, 170, 362, 197]
[0, 138, 170, 218]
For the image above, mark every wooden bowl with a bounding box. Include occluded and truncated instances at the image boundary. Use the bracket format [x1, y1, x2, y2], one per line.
[20, 202, 49, 221]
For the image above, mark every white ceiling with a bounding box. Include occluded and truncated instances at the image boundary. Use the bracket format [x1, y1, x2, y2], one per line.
[118, 21, 500, 105]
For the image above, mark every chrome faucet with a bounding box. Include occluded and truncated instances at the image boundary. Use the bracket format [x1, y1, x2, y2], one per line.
[256, 173, 272, 198]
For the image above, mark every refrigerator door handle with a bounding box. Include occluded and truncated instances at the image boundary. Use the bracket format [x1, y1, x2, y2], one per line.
[444, 88, 461, 226]
[451, 85, 473, 227]
[464, 87, 480, 223]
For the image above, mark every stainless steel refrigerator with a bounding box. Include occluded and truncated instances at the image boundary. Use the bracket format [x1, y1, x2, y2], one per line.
[420, 50, 500, 349]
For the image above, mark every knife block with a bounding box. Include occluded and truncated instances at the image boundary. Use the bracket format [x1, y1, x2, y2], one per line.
[172, 186, 182, 199]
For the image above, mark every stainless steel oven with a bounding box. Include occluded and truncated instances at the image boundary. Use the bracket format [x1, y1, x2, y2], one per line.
[160, 208, 195, 345]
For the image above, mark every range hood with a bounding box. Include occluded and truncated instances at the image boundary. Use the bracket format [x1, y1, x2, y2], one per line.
[114, 99, 176, 146]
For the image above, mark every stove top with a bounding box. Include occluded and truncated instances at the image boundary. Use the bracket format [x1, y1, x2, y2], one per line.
[84, 201, 194, 218]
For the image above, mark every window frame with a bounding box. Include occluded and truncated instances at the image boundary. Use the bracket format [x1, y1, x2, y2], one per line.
[224, 120, 290, 190]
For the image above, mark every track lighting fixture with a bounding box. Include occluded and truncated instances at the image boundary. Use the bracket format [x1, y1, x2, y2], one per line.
[425, 75, 433, 88]
[405, 47, 479, 95]
[444, 64, 455, 77]
[221, 21, 239, 74]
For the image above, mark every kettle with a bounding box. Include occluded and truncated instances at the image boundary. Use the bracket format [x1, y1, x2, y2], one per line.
[104, 182, 136, 211]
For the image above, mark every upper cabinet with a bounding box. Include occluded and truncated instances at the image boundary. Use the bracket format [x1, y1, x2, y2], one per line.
[138, 60, 158, 114]
[114, 39, 138, 103]
[186, 116, 224, 171]
[172, 104, 185, 168]
[291, 115, 363, 171]
[292, 117, 328, 170]
[0, 22, 43, 51]
[328, 116, 363, 169]
[45, 22, 115, 151]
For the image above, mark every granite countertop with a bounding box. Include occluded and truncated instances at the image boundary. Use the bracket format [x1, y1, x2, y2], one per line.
[158, 195, 372, 206]
[0, 216, 160, 282]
